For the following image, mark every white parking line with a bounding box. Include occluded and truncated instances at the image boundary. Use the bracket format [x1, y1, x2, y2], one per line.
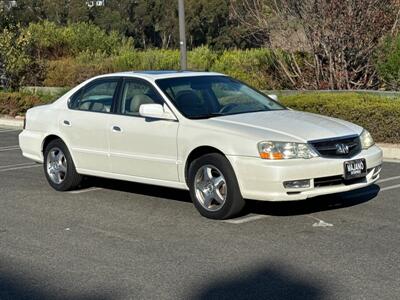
[307, 215, 333, 227]
[378, 175, 400, 183]
[0, 165, 41, 172]
[380, 184, 400, 192]
[0, 147, 20, 152]
[223, 214, 269, 224]
[0, 145, 20, 149]
[68, 187, 103, 194]
[0, 162, 36, 169]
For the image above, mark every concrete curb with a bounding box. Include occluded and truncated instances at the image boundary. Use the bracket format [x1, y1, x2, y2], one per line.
[377, 144, 400, 161]
[0, 118, 399, 161]
[0, 118, 23, 129]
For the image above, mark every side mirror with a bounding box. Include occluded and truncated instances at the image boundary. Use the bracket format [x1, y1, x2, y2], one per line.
[139, 104, 176, 120]
[268, 94, 279, 102]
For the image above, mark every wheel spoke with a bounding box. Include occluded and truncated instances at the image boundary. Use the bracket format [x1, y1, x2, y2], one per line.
[213, 190, 225, 204]
[51, 171, 59, 183]
[196, 181, 207, 192]
[203, 193, 213, 208]
[213, 176, 225, 189]
[203, 167, 213, 181]
[59, 164, 67, 173]
[56, 152, 63, 163]
[56, 171, 63, 183]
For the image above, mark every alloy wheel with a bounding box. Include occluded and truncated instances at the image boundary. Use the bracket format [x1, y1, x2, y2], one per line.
[194, 165, 227, 211]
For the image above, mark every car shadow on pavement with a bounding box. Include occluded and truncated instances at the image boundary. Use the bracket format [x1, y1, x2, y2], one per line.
[0, 271, 114, 300]
[192, 262, 329, 300]
[81, 177, 380, 217]
[245, 184, 380, 216]
[82, 176, 192, 203]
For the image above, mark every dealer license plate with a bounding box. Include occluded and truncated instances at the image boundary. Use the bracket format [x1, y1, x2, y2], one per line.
[344, 159, 367, 180]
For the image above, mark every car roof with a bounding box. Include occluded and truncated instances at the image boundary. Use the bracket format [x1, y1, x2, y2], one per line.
[98, 70, 226, 81]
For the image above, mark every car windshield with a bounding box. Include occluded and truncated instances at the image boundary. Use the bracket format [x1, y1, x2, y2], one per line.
[155, 76, 286, 119]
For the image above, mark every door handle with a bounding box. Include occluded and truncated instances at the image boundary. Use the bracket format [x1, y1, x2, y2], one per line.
[112, 126, 122, 132]
[63, 120, 71, 126]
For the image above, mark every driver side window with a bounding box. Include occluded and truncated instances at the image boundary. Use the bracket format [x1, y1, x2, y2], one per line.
[120, 80, 163, 116]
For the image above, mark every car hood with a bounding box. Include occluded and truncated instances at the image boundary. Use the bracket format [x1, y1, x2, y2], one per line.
[208, 110, 363, 142]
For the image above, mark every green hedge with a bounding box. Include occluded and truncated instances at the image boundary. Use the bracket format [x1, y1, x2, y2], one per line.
[281, 93, 400, 144]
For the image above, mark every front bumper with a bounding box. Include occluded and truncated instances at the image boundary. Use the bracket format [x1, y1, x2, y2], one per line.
[227, 145, 383, 201]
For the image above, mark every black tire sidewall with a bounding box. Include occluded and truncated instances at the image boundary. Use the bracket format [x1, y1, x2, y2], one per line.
[43, 139, 81, 191]
[188, 153, 245, 220]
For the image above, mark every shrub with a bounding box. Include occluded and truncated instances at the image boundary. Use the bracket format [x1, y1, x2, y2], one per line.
[43, 57, 114, 87]
[25, 21, 134, 58]
[104, 47, 215, 72]
[281, 93, 400, 143]
[112, 49, 140, 71]
[1, 22, 134, 89]
[25, 21, 67, 59]
[44, 49, 181, 86]
[62, 22, 133, 56]
[0, 92, 43, 116]
[211, 49, 282, 90]
[134, 49, 180, 70]
[188, 46, 218, 71]
[0, 26, 36, 90]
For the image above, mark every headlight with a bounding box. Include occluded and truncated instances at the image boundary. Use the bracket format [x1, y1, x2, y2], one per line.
[360, 130, 374, 149]
[258, 141, 318, 160]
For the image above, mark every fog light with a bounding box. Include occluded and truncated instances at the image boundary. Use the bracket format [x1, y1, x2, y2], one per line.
[283, 179, 311, 189]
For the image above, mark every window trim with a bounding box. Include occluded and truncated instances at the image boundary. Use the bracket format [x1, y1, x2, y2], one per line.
[68, 77, 123, 114]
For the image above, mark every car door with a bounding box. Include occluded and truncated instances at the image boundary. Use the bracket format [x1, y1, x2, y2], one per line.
[60, 77, 121, 173]
[108, 78, 179, 182]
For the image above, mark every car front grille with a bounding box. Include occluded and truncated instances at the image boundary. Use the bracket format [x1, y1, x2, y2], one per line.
[309, 135, 361, 159]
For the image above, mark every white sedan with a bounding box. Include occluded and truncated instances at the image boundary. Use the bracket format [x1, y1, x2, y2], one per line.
[19, 71, 382, 219]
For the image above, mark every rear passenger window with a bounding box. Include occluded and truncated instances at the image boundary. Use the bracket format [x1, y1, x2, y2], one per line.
[71, 80, 118, 113]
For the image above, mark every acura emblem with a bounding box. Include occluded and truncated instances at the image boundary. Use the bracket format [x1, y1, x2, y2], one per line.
[335, 143, 349, 154]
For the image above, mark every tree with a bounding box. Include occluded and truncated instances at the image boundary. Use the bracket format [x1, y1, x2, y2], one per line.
[0, 0, 45, 28]
[42, 0, 69, 25]
[232, 0, 400, 89]
[282, 0, 400, 89]
[229, 0, 273, 47]
[186, 0, 260, 49]
[68, 0, 89, 23]
[130, 0, 178, 49]
[0, 26, 34, 90]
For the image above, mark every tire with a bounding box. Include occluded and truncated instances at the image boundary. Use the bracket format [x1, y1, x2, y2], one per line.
[188, 153, 245, 220]
[43, 139, 82, 191]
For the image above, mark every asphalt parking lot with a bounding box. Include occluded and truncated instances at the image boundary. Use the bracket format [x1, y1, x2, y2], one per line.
[0, 127, 399, 300]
